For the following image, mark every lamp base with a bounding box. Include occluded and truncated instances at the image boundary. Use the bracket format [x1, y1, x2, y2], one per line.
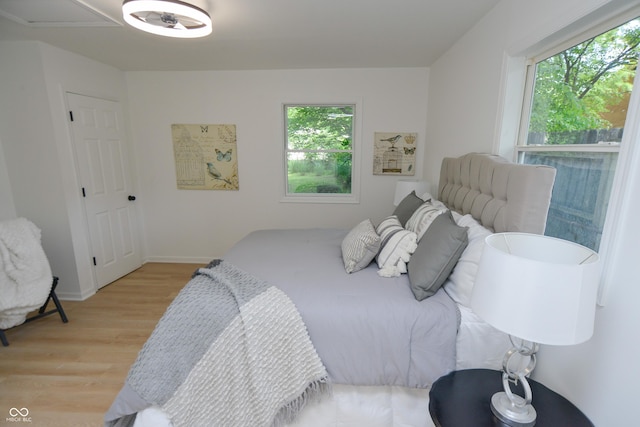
[491, 391, 537, 427]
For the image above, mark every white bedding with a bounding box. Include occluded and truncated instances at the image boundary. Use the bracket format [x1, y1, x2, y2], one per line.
[445, 212, 512, 369]
[134, 385, 435, 427]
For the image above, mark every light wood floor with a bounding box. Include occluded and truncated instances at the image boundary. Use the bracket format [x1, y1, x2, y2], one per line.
[0, 263, 202, 427]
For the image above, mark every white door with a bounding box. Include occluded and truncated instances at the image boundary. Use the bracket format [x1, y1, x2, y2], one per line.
[67, 93, 142, 289]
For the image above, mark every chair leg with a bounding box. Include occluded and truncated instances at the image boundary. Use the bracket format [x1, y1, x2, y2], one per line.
[25, 276, 69, 324]
[49, 280, 68, 323]
[2, 277, 68, 347]
[38, 277, 58, 313]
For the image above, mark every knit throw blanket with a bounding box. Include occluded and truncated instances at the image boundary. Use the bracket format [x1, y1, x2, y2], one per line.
[0, 218, 52, 329]
[105, 260, 329, 427]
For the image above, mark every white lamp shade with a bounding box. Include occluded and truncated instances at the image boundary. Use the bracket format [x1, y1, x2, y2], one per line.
[393, 180, 431, 206]
[470, 233, 600, 346]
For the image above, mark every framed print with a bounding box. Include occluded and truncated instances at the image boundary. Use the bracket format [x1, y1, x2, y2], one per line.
[172, 124, 239, 190]
[373, 132, 416, 175]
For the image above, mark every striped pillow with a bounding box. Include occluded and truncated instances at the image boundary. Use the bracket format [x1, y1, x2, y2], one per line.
[375, 216, 418, 277]
[405, 201, 448, 241]
[376, 215, 403, 248]
[341, 219, 381, 273]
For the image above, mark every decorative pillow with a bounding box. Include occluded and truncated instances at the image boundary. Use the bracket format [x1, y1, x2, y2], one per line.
[408, 211, 468, 301]
[405, 201, 448, 241]
[375, 216, 418, 277]
[341, 219, 381, 273]
[443, 213, 492, 306]
[376, 215, 402, 247]
[392, 191, 426, 227]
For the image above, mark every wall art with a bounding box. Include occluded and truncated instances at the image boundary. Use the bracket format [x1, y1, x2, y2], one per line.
[172, 124, 239, 190]
[373, 132, 416, 175]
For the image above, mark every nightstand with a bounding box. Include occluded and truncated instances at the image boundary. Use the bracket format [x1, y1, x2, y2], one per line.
[429, 369, 593, 426]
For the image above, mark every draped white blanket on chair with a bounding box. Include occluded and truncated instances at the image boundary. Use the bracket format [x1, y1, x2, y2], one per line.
[0, 218, 52, 329]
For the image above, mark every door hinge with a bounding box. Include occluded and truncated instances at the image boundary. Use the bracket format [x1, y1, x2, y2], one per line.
[82, 187, 86, 197]
[93, 257, 97, 266]
[69, 111, 74, 122]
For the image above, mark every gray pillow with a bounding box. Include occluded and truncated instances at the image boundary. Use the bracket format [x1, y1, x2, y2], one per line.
[341, 219, 381, 273]
[393, 191, 425, 227]
[408, 211, 468, 301]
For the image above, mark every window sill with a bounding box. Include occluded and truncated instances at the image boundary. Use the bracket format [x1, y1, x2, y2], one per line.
[280, 194, 360, 204]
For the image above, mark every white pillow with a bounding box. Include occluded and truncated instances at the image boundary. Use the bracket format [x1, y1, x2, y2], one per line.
[405, 201, 447, 241]
[443, 213, 492, 306]
[341, 219, 381, 273]
[375, 216, 418, 277]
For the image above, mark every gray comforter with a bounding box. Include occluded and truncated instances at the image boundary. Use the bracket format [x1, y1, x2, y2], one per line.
[225, 228, 459, 388]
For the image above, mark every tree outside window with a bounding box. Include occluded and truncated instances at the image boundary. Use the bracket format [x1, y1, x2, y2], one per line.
[284, 104, 354, 197]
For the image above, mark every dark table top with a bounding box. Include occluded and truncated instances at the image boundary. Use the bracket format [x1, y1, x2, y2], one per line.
[429, 369, 594, 427]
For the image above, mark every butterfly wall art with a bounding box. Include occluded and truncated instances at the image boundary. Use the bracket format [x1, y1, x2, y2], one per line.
[373, 132, 417, 176]
[171, 123, 239, 190]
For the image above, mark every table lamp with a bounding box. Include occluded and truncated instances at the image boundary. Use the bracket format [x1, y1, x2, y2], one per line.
[393, 180, 431, 206]
[470, 232, 600, 426]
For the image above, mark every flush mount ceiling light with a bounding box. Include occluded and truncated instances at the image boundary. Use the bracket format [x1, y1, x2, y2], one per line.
[122, 0, 211, 38]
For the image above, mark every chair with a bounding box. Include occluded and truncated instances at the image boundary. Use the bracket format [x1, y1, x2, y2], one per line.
[0, 276, 68, 346]
[0, 218, 68, 346]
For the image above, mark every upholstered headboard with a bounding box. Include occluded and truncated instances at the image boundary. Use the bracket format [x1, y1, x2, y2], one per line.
[438, 153, 556, 234]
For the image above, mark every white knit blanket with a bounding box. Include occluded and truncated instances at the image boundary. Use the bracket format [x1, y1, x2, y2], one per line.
[105, 260, 330, 427]
[0, 218, 52, 329]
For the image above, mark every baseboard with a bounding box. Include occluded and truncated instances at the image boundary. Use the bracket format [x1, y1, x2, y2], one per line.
[143, 256, 218, 264]
[56, 288, 95, 301]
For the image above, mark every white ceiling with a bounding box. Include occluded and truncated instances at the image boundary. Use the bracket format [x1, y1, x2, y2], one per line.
[0, 0, 500, 71]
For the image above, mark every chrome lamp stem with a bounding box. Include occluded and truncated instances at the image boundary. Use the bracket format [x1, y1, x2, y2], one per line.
[491, 336, 540, 427]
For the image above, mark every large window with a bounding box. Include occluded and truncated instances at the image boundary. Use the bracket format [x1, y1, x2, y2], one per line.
[517, 16, 640, 251]
[284, 104, 356, 201]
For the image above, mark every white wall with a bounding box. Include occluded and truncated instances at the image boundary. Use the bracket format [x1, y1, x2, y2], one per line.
[0, 41, 133, 299]
[0, 137, 16, 220]
[0, 41, 428, 295]
[0, 41, 79, 298]
[425, 0, 639, 424]
[126, 68, 429, 261]
[424, 3, 510, 184]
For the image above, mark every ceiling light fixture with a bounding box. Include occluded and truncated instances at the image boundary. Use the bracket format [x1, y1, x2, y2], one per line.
[122, 0, 212, 38]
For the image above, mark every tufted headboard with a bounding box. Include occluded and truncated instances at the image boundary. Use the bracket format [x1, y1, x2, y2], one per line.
[438, 153, 556, 234]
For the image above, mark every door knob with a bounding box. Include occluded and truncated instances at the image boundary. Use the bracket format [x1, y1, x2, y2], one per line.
[128, 195, 136, 201]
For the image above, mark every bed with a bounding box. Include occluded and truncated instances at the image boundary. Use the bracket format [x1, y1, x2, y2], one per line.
[105, 153, 556, 427]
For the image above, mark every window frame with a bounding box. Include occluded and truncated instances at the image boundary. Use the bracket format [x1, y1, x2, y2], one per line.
[514, 8, 640, 306]
[281, 101, 361, 204]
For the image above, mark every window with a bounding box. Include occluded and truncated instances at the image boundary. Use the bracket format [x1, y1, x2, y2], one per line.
[516, 16, 640, 251]
[283, 104, 357, 202]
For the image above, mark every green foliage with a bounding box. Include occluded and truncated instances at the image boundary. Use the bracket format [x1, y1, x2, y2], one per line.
[529, 18, 640, 143]
[286, 105, 353, 151]
[285, 105, 353, 194]
[335, 153, 352, 189]
[287, 154, 352, 193]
